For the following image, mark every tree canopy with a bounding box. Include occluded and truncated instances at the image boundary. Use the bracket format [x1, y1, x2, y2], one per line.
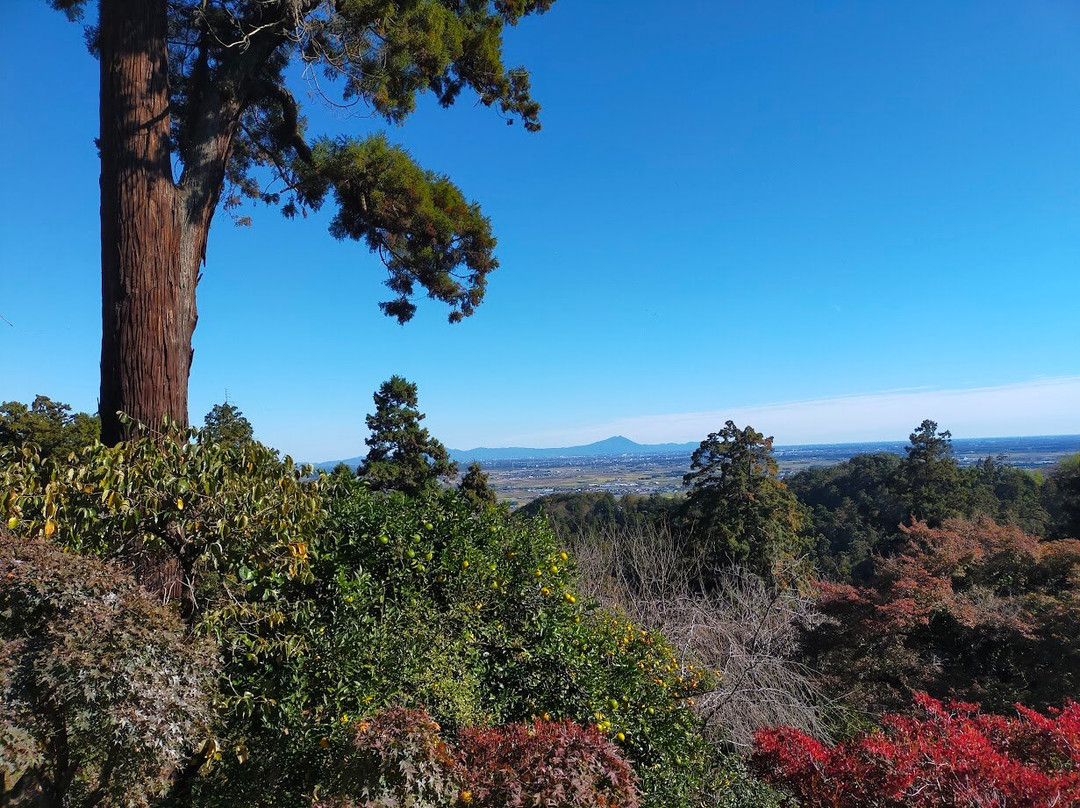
[49, 0, 555, 443]
[0, 396, 99, 463]
[897, 419, 962, 524]
[1046, 453, 1080, 540]
[359, 375, 457, 495]
[682, 421, 807, 579]
[459, 461, 499, 508]
[200, 400, 255, 448]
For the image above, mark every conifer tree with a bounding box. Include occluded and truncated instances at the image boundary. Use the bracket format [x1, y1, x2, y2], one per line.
[49, 0, 555, 444]
[682, 421, 807, 578]
[359, 376, 456, 496]
[200, 401, 255, 448]
[459, 461, 499, 508]
[896, 419, 963, 524]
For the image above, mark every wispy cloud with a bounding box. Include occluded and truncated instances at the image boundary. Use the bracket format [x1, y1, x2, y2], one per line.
[503, 377, 1080, 447]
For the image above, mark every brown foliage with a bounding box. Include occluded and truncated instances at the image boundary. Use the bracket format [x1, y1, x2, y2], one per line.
[808, 518, 1080, 713]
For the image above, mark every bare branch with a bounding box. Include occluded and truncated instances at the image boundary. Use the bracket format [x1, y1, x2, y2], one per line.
[569, 520, 830, 749]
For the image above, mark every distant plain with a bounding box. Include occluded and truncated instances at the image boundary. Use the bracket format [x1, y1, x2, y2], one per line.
[477, 435, 1080, 507]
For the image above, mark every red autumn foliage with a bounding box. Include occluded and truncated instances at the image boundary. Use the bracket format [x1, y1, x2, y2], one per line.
[458, 718, 639, 808]
[751, 693, 1080, 807]
[321, 707, 638, 808]
[806, 518, 1080, 712]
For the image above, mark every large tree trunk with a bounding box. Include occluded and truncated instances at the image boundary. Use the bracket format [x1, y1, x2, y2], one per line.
[98, 0, 196, 446]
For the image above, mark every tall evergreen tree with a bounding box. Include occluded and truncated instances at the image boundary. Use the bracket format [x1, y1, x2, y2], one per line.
[682, 421, 807, 579]
[359, 376, 456, 496]
[48, 0, 555, 444]
[199, 401, 255, 448]
[896, 419, 963, 525]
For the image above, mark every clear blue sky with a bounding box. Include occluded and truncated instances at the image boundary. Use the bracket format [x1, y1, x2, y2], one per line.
[2, 1, 1079, 460]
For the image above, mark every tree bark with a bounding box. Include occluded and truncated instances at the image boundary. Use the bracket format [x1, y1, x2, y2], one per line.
[98, 0, 193, 445]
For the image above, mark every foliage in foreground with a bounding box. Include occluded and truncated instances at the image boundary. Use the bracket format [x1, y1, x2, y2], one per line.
[0, 531, 218, 807]
[751, 693, 1080, 807]
[321, 706, 639, 808]
[0, 426, 776, 807]
[230, 472, 739, 808]
[570, 520, 828, 751]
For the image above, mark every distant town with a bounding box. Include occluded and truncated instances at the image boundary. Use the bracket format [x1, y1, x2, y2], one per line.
[469, 435, 1080, 507]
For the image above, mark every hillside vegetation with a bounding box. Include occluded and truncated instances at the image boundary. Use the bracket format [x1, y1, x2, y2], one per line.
[3, 397, 1079, 807]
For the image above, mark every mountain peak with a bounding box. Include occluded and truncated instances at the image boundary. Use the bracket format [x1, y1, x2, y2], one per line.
[589, 435, 640, 449]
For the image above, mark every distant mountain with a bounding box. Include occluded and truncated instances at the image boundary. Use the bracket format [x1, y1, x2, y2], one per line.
[447, 435, 700, 462]
[313, 435, 700, 469]
[313, 434, 1080, 471]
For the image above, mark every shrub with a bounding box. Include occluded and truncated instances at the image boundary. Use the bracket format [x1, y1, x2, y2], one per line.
[309, 477, 724, 808]
[322, 707, 461, 808]
[321, 709, 640, 808]
[0, 420, 323, 628]
[751, 693, 1080, 807]
[571, 521, 827, 749]
[458, 718, 638, 807]
[1, 425, 326, 803]
[0, 531, 218, 807]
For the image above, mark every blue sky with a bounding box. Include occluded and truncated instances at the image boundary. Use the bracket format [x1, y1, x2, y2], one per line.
[2, 1, 1079, 460]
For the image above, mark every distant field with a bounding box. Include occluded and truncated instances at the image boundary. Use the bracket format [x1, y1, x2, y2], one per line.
[483, 436, 1080, 507]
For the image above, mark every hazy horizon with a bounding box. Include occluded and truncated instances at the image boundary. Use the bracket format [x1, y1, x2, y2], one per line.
[309, 377, 1080, 461]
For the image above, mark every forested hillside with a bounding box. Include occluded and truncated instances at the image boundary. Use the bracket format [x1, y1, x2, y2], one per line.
[6, 397, 1079, 806]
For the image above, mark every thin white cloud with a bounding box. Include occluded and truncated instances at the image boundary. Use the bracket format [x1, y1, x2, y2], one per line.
[503, 377, 1080, 448]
